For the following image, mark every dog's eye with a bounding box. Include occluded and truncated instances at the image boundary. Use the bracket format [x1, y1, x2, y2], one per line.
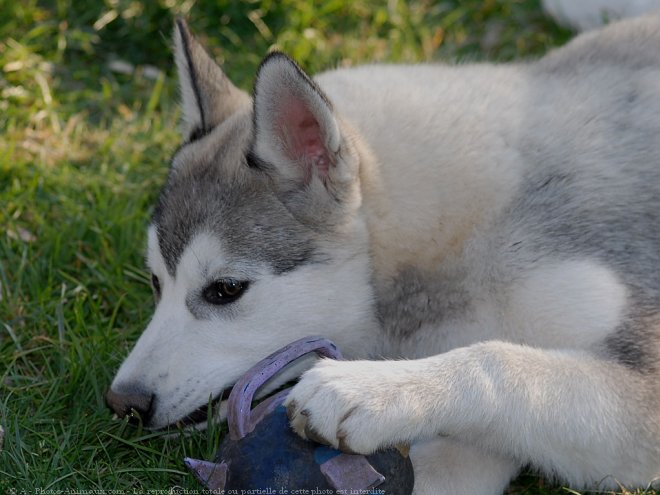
[202, 279, 249, 305]
[151, 274, 161, 298]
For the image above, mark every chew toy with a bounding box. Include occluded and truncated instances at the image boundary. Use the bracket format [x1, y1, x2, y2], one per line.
[184, 336, 414, 492]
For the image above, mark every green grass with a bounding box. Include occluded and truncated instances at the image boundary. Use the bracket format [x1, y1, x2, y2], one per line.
[0, 0, 654, 493]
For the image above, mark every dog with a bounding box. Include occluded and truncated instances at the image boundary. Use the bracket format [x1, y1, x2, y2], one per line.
[106, 14, 660, 494]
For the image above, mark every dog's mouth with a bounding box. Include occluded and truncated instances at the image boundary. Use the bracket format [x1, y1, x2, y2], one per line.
[165, 385, 233, 430]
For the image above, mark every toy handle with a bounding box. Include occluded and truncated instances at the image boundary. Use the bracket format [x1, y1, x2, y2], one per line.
[227, 336, 342, 440]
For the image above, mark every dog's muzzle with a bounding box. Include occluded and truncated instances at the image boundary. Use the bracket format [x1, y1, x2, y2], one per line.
[105, 384, 234, 429]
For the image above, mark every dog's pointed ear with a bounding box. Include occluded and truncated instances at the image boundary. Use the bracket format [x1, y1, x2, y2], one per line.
[252, 53, 347, 188]
[173, 19, 250, 140]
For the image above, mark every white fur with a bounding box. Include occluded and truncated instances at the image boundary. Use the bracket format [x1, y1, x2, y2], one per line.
[504, 260, 628, 349]
[316, 65, 528, 276]
[112, 228, 379, 428]
[286, 343, 658, 489]
[410, 438, 519, 495]
[173, 25, 202, 134]
[543, 0, 660, 31]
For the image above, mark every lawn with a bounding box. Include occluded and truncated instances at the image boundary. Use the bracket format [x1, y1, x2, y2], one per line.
[0, 0, 654, 493]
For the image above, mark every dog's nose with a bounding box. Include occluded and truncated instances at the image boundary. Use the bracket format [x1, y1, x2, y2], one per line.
[106, 385, 154, 425]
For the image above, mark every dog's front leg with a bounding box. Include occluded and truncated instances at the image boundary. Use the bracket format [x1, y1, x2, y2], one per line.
[284, 341, 659, 489]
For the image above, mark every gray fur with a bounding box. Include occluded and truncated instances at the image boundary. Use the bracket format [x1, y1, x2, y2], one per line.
[152, 118, 318, 279]
[173, 19, 250, 140]
[538, 14, 660, 72]
[502, 34, 660, 369]
[375, 265, 472, 343]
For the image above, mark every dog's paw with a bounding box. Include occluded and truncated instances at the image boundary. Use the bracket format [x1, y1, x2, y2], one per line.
[283, 358, 415, 454]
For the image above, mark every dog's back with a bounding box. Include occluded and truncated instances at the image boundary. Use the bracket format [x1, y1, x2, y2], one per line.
[312, 15, 660, 369]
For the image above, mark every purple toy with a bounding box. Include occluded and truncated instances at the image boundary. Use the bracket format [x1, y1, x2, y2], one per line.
[184, 336, 415, 492]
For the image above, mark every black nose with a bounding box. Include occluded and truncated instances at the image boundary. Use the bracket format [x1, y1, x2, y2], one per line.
[106, 385, 154, 425]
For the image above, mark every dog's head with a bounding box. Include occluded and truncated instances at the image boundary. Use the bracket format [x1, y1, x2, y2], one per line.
[106, 20, 379, 429]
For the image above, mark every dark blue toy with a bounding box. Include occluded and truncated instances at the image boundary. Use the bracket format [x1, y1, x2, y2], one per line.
[184, 336, 415, 492]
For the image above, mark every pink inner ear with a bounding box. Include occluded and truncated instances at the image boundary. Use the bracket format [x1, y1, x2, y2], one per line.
[276, 96, 332, 182]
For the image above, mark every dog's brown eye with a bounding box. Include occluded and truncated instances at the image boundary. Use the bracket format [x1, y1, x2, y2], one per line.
[203, 279, 248, 305]
[151, 274, 161, 298]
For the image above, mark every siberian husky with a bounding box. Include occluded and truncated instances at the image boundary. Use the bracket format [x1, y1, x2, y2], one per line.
[107, 14, 660, 494]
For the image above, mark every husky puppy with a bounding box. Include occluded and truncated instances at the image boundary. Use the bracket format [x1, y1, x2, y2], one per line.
[107, 15, 660, 494]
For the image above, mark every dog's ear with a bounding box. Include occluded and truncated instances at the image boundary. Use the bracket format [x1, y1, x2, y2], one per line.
[251, 53, 351, 190]
[173, 19, 250, 140]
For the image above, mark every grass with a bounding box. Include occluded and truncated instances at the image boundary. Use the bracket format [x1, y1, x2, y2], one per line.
[0, 0, 655, 493]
